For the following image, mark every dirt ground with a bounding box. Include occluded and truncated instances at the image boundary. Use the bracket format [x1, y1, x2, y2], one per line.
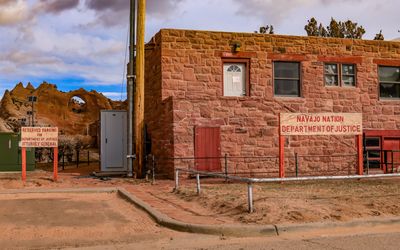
[1, 165, 400, 249]
[175, 178, 400, 225]
[0, 192, 181, 249]
[1, 164, 400, 227]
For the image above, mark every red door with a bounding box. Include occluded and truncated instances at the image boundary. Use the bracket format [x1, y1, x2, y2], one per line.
[194, 127, 221, 172]
[383, 138, 400, 172]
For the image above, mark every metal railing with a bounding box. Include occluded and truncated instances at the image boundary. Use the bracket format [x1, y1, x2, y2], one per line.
[365, 150, 400, 174]
[174, 168, 400, 213]
[59, 149, 99, 170]
[156, 153, 359, 178]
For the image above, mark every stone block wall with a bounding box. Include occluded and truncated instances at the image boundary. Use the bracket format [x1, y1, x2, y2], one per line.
[145, 29, 400, 177]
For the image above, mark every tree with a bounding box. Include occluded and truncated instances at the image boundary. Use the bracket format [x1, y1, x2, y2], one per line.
[255, 25, 274, 34]
[374, 30, 384, 41]
[305, 17, 365, 39]
[304, 18, 321, 36]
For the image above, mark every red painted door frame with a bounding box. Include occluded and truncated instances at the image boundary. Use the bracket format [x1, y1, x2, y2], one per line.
[364, 130, 400, 173]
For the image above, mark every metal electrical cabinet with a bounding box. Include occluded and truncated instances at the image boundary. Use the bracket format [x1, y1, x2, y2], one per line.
[0, 133, 35, 171]
[100, 110, 127, 172]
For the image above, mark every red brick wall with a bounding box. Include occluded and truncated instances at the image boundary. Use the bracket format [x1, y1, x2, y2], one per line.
[145, 29, 400, 177]
[144, 32, 174, 177]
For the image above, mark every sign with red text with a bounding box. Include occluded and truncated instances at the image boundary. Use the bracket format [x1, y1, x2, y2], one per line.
[21, 127, 58, 147]
[280, 113, 362, 135]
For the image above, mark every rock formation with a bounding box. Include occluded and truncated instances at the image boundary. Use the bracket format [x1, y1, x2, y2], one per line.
[0, 82, 126, 147]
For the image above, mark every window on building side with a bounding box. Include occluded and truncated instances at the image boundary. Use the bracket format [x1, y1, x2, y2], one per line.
[365, 137, 381, 169]
[324, 63, 356, 87]
[274, 62, 301, 97]
[379, 66, 400, 99]
[223, 63, 247, 96]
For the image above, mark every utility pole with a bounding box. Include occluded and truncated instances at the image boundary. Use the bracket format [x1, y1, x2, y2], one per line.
[127, 0, 136, 177]
[134, 0, 146, 177]
[28, 96, 37, 127]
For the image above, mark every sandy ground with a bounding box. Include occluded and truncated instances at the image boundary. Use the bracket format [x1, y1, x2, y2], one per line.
[175, 178, 400, 225]
[0, 165, 400, 249]
[1, 164, 400, 227]
[0, 192, 183, 249]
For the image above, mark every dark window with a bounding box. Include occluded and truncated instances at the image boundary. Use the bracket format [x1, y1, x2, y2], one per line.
[365, 137, 381, 169]
[379, 66, 400, 99]
[274, 62, 300, 97]
[366, 137, 380, 147]
[324, 63, 356, 87]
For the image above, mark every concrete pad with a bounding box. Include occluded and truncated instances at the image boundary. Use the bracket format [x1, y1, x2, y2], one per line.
[0, 191, 174, 249]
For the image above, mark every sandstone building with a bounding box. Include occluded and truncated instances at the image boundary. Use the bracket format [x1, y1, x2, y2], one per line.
[144, 29, 400, 177]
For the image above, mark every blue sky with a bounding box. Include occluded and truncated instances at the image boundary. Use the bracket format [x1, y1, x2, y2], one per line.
[1, 0, 399, 100]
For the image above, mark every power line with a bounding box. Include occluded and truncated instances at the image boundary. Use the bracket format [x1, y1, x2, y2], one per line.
[120, 26, 130, 102]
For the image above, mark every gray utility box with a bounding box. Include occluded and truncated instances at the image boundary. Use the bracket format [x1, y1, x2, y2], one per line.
[100, 110, 127, 172]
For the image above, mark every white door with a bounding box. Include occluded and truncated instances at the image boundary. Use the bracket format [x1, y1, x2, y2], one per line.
[100, 111, 127, 172]
[223, 63, 246, 96]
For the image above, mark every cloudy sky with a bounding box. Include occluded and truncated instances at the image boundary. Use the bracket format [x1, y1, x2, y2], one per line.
[0, 0, 399, 100]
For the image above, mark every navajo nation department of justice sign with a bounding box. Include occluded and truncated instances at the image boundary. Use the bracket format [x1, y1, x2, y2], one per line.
[280, 113, 362, 136]
[21, 127, 58, 147]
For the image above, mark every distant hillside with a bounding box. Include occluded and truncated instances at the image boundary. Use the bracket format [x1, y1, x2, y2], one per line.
[0, 82, 126, 146]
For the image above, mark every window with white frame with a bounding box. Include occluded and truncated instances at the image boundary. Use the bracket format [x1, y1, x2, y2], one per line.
[274, 62, 301, 97]
[223, 63, 246, 96]
[379, 66, 400, 99]
[324, 63, 356, 87]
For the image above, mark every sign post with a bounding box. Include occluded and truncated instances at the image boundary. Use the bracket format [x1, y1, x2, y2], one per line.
[279, 113, 363, 177]
[278, 116, 285, 178]
[21, 127, 59, 182]
[22, 147, 26, 182]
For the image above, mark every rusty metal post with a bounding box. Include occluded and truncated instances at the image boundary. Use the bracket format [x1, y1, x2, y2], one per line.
[295, 153, 299, 177]
[22, 147, 26, 182]
[279, 135, 285, 178]
[279, 114, 285, 178]
[357, 135, 363, 175]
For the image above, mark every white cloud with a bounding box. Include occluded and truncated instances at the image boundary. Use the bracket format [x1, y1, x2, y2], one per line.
[101, 92, 127, 100]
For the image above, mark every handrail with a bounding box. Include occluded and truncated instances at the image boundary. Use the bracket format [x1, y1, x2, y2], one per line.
[174, 168, 400, 213]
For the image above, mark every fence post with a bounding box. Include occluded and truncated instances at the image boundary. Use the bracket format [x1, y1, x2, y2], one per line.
[76, 149, 80, 168]
[384, 150, 388, 173]
[175, 169, 179, 190]
[53, 147, 58, 182]
[196, 174, 201, 195]
[247, 182, 253, 213]
[224, 153, 228, 181]
[366, 151, 370, 175]
[295, 153, 299, 177]
[62, 150, 65, 170]
[391, 151, 394, 173]
[87, 150, 90, 166]
[152, 155, 155, 184]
